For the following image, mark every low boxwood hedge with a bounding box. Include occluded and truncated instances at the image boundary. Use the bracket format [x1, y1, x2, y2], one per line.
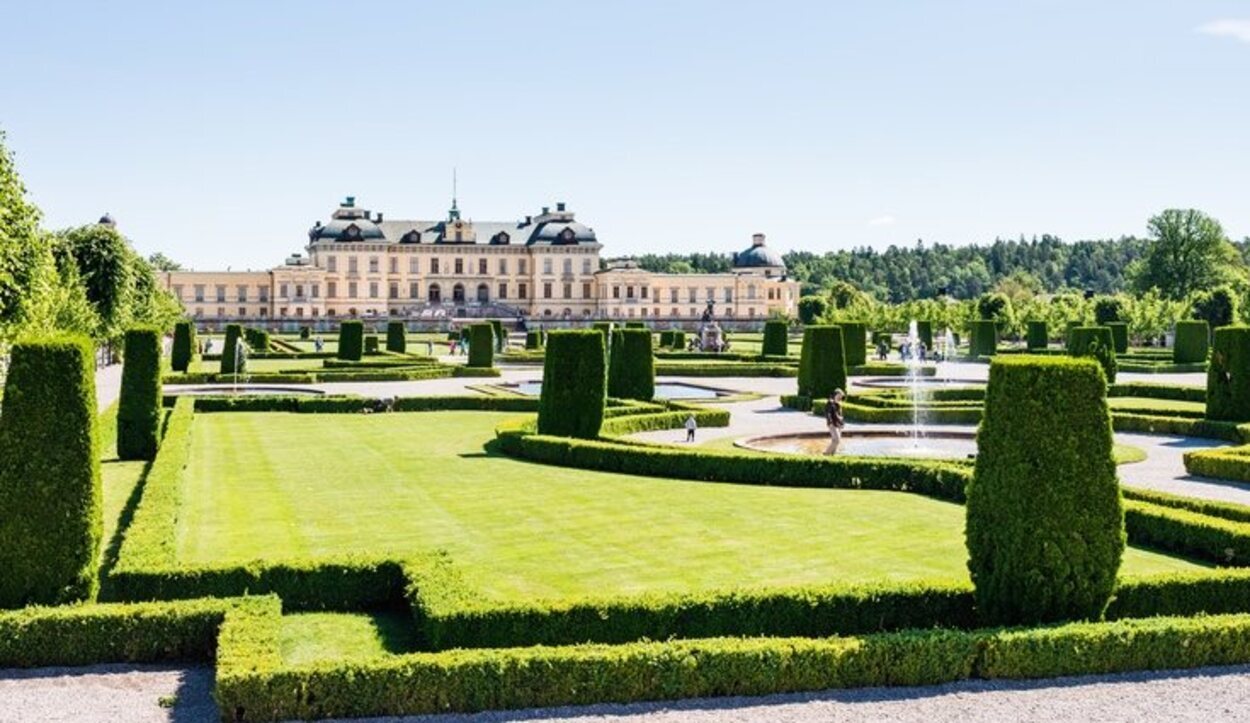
[1184, 445, 1250, 483]
[654, 362, 796, 377]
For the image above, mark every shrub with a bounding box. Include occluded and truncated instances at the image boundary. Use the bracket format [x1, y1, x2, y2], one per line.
[1068, 325, 1117, 383]
[1207, 326, 1250, 422]
[968, 320, 997, 357]
[796, 325, 847, 399]
[220, 323, 243, 374]
[654, 362, 796, 377]
[0, 335, 101, 607]
[489, 319, 505, 350]
[841, 321, 867, 366]
[1184, 445, 1250, 483]
[625, 321, 646, 329]
[670, 330, 686, 349]
[364, 335, 379, 353]
[966, 356, 1124, 625]
[538, 330, 606, 439]
[1106, 322, 1129, 354]
[1122, 500, 1250, 566]
[386, 321, 406, 353]
[299, 326, 311, 339]
[1026, 320, 1047, 350]
[1093, 296, 1123, 325]
[762, 320, 788, 356]
[118, 327, 163, 461]
[525, 331, 543, 350]
[1192, 286, 1238, 329]
[466, 323, 495, 368]
[1175, 320, 1210, 364]
[607, 328, 655, 401]
[171, 320, 194, 372]
[797, 295, 828, 325]
[337, 321, 364, 361]
[246, 328, 270, 352]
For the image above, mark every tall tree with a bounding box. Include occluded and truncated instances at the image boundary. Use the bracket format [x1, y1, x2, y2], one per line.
[0, 131, 48, 330]
[1131, 209, 1245, 300]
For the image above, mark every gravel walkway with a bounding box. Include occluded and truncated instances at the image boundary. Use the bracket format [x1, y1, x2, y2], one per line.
[0, 664, 215, 723]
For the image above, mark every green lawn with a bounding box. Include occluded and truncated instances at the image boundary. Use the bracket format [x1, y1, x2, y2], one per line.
[176, 411, 1201, 601]
[280, 611, 418, 667]
[98, 404, 152, 569]
[1108, 397, 1206, 414]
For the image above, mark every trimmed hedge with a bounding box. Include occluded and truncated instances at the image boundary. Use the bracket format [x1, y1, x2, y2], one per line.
[1106, 322, 1129, 354]
[1068, 325, 1117, 383]
[1108, 382, 1204, 403]
[0, 335, 101, 608]
[1184, 445, 1250, 484]
[968, 320, 997, 357]
[654, 362, 796, 377]
[537, 330, 606, 439]
[467, 323, 495, 368]
[1175, 320, 1210, 364]
[761, 320, 788, 356]
[607, 328, 655, 401]
[118, 326, 163, 461]
[364, 335, 380, 353]
[841, 321, 868, 367]
[671, 330, 686, 349]
[245, 327, 270, 352]
[221, 323, 243, 374]
[967, 355, 1123, 625]
[797, 325, 847, 399]
[1026, 320, 1047, 350]
[525, 330, 544, 350]
[171, 320, 195, 372]
[915, 320, 933, 351]
[1122, 500, 1250, 566]
[337, 320, 364, 361]
[1207, 325, 1250, 422]
[386, 321, 406, 353]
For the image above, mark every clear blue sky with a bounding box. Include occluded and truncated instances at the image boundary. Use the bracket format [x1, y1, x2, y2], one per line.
[2, 1, 1248, 270]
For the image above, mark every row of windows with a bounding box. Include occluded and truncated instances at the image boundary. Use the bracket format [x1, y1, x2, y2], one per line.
[605, 307, 761, 319]
[192, 304, 767, 320]
[177, 285, 271, 303]
[322, 255, 594, 276]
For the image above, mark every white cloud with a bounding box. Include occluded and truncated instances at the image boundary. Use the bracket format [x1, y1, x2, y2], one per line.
[867, 215, 897, 227]
[1197, 19, 1250, 44]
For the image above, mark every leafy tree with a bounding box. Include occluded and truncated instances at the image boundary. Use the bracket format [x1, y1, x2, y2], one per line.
[1131, 209, 1245, 300]
[146, 252, 182, 271]
[1092, 295, 1124, 324]
[0, 130, 48, 332]
[57, 224, 134, 338]
[1191, 286, 1238, 329]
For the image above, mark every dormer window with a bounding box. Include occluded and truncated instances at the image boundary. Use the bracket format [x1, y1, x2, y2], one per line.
[560, 228, 576, 244]
[493, 232, 510, 245]
[401, 230, 421, 244]
[343, 224, 361, 240]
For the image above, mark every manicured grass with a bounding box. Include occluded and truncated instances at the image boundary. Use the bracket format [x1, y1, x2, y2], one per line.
[1108, 397, 1207, 414]
[98, 402, 150, 565]
[176, 412, 1201, 600]
[280, 611, 419, 667]
[189, 357, 327, 373]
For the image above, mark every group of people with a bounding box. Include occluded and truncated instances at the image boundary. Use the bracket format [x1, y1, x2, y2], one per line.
[688, 337, 732, 353]
[875, 339, 934, 363]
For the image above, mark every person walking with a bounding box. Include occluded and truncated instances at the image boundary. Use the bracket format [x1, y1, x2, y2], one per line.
[684, 413, 698, 443]
[825, 388, 846, 455]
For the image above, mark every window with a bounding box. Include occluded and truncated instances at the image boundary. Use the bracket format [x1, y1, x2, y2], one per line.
[389, 257, 397, 274]
[706, 287, 715, 302]
[724, 287, 733, 302]
[259, 287, 268, 302]
[476, 284, 489, 303]
[409, 282, 419, 298]
[348, 281, 358, 297]
[295, 284, 304, 298]
[258, 307, 267, 317]
[368, 257, 379, 273]
[194, 307, 202, 317]
[326, 256, 337, 272]
[279, 283, 289, 299]
[519, 259, 527, 274]
[311, 283, 320, 298]
[563, 258, 572, 274]
[453, 284, 466, 303]
[687, 287, 697, 302]
[431, 258, 441, 274]
[582, 282, 591, 298]
[389, 282, 398, 299]
[194, 285, 205, 302]
[498, 282, 507, 299]
[173, 284, 184, 299]
[312, 308, 320, 317]
[498, 258, 508, 274]
[518, 282, 528, 299]
[409, 257, 419, 274]
[543, 258, 552, 275]
[583, 258, 592, 274]
[613, 286, 620, 299]
[369, 282, 379, 298]
[236, 285, 248, 302]
[543, 282, 552, 299]
[428, 284, 441, 303]
[327, 281, 337, 298]
[626, 286, 635, 299]
[216, 285, 226, 302]
[348, 257, 358, 273]
[238, 307, 246, 317]
[563, 283, 572, 299]
[642, 286, 649, 299]
[218, 307, 226, 317]
[478, 258, 487, 275]
[669, 288, 678, 303]
[454, 258, 463, 274]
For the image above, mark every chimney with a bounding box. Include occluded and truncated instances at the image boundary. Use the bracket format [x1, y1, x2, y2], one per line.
[524, 215, 532, 225]
[541, 206, 550, 215]
[752, 233, 766, 247]
[556, 201, 566, 212]
[375, 212, 384, 223]
[344, 196, 356, 207]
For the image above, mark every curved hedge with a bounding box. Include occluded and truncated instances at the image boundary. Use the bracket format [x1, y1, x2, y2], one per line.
[1069, 325, 1117, 383]
[220, 323, 243, 374]
[608, 328, 655, 401]
[1175, 320, 1210, 364]
[797, 325, 847, 399]
[171, 320, 194, 372]
[386, 321, 406, 354]
[762, 320, 788, 357]
[538, 330, 606, 439]
[118, 326, 163, 461]
[1026, 320, 1047, 350]
[0, 335, 101, 608]
[968, 320, 997, 357]
[967, 356, 1123, 625]
[1207, 326, 1250, 422]
[338, 321, 364, 361]
[841, 321, 867, 367]
[1107, 322, 1129, 354]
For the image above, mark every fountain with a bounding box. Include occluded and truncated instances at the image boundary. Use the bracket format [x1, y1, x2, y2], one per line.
[905, 320, 926, 450]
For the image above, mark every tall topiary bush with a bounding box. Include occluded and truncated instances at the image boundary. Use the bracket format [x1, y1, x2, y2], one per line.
[250, 328, 270, 352]
[1106, 322, 1129, 354]
[220, 324, 243, 374]
[489, 319, 505, 351]
[467, 323, 495, 368]
[1026, 320, 1048, 350]
[1174, 320, 1210, 364]
[797, 325, 847, 399]
[364, 335, 379, 354]
[915, 320, 933, 351]
[966, 355, 1124, 625]
[670, 330, 686, 349]
[840, 321, 867, 366]
[762, 320, 788, 357]
[525, 330, 544, 350]
[386, 321, 406, 353]
[0, 335, 102, 607]
[1068, 326, 1117, 383]
[538, 330, 606, 439]
[171, 320, 194, 372]
[117, 326, 162, 461]
[608, 328, 655, 401]
[968, 320, 997, 357]
[1206, 326, 1250, 422]
[337, 321, 363, 361]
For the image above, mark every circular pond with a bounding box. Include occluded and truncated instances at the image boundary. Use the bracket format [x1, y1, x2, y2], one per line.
[737, 430, 977, 460]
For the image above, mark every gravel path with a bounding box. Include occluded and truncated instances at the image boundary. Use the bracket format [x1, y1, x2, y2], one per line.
[0, 664, 215, 723]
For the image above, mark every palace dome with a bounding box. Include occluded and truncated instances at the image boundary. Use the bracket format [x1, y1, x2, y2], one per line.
[733, 234, 785, 269]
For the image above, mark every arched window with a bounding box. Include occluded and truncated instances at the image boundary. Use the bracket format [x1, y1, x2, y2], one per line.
[452, 283, 466, 303]
[476, 283, 489, 303]
[428, 284, 441, 304]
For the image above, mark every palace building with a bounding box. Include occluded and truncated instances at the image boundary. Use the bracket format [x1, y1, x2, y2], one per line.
[160, 196, 800, 326]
